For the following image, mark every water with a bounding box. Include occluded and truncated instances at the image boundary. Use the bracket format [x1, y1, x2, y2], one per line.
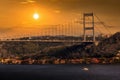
[0, 64, 120, 80]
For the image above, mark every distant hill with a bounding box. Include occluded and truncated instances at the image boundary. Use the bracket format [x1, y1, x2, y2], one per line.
[0, 32, 120, 59]
[94, 32, 120, 57]
[47, 32, 120, 58]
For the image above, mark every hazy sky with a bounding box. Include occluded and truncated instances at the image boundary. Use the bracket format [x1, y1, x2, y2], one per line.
[0, 0, 120, 38]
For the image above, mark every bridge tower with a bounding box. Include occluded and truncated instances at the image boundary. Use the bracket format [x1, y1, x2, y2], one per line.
[83, 13, 95, 42]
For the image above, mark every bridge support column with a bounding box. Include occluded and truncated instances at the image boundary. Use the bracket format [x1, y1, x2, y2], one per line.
[83, 13, 95, 42]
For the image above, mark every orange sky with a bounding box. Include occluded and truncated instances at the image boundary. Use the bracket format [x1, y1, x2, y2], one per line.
[0, 0, 120, 39]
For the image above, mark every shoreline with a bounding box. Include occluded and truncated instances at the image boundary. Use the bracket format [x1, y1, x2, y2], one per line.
[1, 57, 120, 65]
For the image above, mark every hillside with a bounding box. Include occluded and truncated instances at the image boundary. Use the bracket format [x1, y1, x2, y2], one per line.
[46, 32, 120, 58]
[94, 32, 120, 57]
[0, 32, 120, 59]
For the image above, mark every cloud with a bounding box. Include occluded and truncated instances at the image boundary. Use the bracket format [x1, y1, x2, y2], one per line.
[54, 10, 61, 13]
[27, 0, 36, 3]
[20, 0, 36, 4]
[0, 27, 14, 33]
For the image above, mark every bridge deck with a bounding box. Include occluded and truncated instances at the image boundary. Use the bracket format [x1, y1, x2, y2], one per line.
[0, 40, 95, 43]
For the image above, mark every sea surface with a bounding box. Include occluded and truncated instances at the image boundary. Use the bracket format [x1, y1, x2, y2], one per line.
[0, 64, 120, 80]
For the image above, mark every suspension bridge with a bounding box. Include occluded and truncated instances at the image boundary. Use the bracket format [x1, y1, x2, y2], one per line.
[0, 13, 111, 43]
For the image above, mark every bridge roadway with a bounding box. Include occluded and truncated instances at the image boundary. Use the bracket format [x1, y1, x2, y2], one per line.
[0, 39, 94, 43]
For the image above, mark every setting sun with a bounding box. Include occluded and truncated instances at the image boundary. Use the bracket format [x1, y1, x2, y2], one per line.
[33, 13, 40, 20]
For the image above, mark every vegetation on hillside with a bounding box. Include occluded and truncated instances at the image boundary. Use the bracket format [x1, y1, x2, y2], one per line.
[0, 32, 120, 59]
[94, 32, 120, 57]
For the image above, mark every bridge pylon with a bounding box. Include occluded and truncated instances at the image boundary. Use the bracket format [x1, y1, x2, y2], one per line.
[83, 13, 95, 42]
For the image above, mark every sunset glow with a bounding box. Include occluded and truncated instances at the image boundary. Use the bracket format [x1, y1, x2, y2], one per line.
[0, 0, 119, 39]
